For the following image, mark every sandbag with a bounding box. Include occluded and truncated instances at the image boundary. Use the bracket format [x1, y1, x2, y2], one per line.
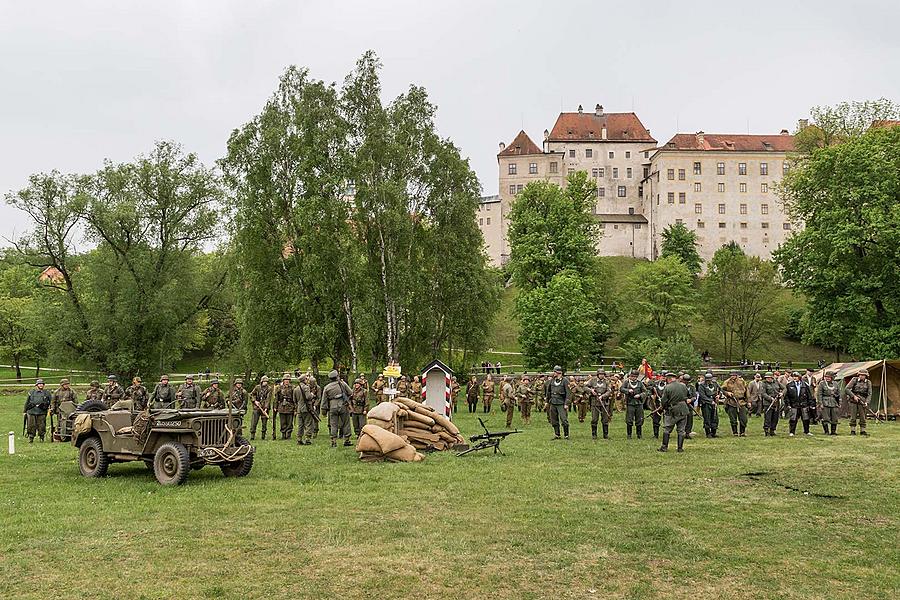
[437, 431, 457, 443]
[403, 419, 431, 431]
[404, 411, 435, 426]
[385, 443, 418, 462]
[355, 433, 381, 453]
[361, 424, 407, 454]
[401, 429, 441, 443]
[366, 418, 394, 430]
[413, 404, 436, 415]
[393, 397, 420, 410]
[367, 402, 399, 422]
[430, 412, 459, 434]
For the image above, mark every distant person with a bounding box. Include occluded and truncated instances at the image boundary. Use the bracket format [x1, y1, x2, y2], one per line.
[845, 369, 872, 436]
[205, 367, 211, 381]
[657, 372, 689, 453]
[150, 375, 176, 409]
[544, 366, 570, 440]
[466, 375, 479, 413]
[481, 374, 495, 413]
[816, 371, 841, 436]
[23, 379, 52, 443]
[784, 371, 813, 436]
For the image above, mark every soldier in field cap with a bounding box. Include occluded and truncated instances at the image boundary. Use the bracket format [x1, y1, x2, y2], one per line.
[845, 369, 872, 436]
[816, 370, 841, 436]
[544, 366, 571, 440]
[23, 379, 52, 443]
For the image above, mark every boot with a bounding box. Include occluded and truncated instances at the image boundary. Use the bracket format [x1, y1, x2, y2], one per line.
[250, 434, 256, 441]
[658, 432, 670, 452]
[704, 427, 710, 438]
[860, 430, 868, 436]
[830, 423, 837, 436]
[591, 424, 597, 439]
[563, 424, 569, 439]
[850, 428, 856, 435]
[739, 423, 746, 437]
[626, 423, 633, 439]
[636, 424, 642, 439]
[602, 423, 609, 439]
[330, 438, 337, 448]
[677, 433, 685, 452]
[344, 439, 353, 447]
[731, 423, 738, 436]
[710, 428, 717, 438]
[653, 424, 659, 438]
[28, 436, 34, 444]
[552, 426, 560, 440]
[823, 422, 829, 435]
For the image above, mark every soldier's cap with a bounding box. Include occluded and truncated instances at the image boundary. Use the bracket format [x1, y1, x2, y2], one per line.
[107, 374, 117, 381]
[681, 374, 691, 381]
[553, 365, 562, 372]
[90, 380, 99, 387]
[160, 374, 169, 380]
[328, 370, 339, 380]
[60, 378, 70, 385]
[597, 369, 607, 376]
[704, 371, 713, 378]
[522, 375, 530, 381]
[629, 370, 638, 376]
[35, 378, 45, 385]
[210, 378, 219, 385]
[664, 371, 676, 378]
[260, 375, 269, 382]
[133, 376, 142, 383]
[730, 370, 740, 376]
[281, 374, 291, 381]
[857, 369, 869, 376]
[806, 368, 815, 372]
[235, 378, 244, 385]
[764, 372, 774, 378]
[186, 375, 194, 380]
[825, 370, 836, 378]
[792, 371, 801, 377]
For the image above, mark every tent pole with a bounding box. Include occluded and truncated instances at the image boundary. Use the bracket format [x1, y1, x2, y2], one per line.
[879, 360, 887, 423]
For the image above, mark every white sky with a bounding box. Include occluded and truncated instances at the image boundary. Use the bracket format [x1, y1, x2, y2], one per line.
[1, 0, 898, 243]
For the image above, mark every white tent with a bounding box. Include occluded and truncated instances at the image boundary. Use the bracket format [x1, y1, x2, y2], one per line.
[814, 359, 899, 417]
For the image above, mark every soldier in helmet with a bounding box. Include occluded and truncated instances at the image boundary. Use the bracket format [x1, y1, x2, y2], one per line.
[396, 375, 409, 398]
[23, 379, 52, 442]
[294, 374, 316, 445]
[648, 375, 666, 438]
[84, 380, 103, 403]
[544, 366, 571, 440]
[102, 375, 124, 409]
[845, 369, 872, 436]
[658, 371, 690, 453]
[228, 378, 247, 410]
[681, 373, 697, 438]
[481, 374, 495, 413]
[201, 379, 226, 409]
[721, 371, 749, 436]
[515, 375, 534, 425]
[501, 375, 516, 428]
[275, 374, 296, 440]
[124, 376, 148, 411]
[466, 375, 479, 413]
[620, 370, 646, 439]
[307, 373, 320, 438]
[587, 370, 612, 440]
[177, 375, 202, 409]
[450, 375, 461, 413]
[320, 370, 353, 447]
[150, 375, 176, 409]
[784, 371, 814, 436]
[249, 375, 273, 441]
[349, 378, 369, 438]
[372, 373, 386, 405]
[51, 378, 77, 438]
[759, 372, 782, 436]
[410, 375, 423, 400]
[697, 372, 721, 438]
[816, 370, 841, 435]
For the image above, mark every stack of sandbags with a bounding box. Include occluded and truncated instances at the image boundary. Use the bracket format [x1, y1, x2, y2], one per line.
[390, 397, 466, 452]
[356, 424, 424, 463]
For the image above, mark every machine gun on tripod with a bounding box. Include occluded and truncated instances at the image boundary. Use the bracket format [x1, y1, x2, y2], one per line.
[456, 418, 520, 456]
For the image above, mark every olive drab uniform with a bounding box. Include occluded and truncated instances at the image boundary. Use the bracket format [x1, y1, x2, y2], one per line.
[620, 376, 646, 438]
[294, 378, 316, 445]
[610, 376, 623, 412]
[150, 382, 176, 409]
[816, 378, 841, 435]
[650, 379, 666, 438]
[587, 375, 612, 439]
[201, 385, 225, 409]
[501, 379, 516, 428]
[759, 376, 782, 435]
[84, 382, 103, 403]
[249, 381, 273, 440]
[397, 377, 409, 398]
[481, 376, 495, 413]
[466, 378, 479, 413]
[533, 377, 546, 413]
[410, 378, 422, 400]
[321, 374, 353, 446]
[24, 386, 52, 442]
[721, 375, 750, 436]
[697, 378, 721, 438]
[51, 384, 77, 437]
[571, 378, 588, 423]
[228, 385, 247, 410]
[682, 377, 697, 437]
[177, 381, 202, 409]
[372, 376, 386, 405]
[450, 377, 461, 413]
[307, 376, 320, 438]
[103, 381, 124, 409]
[845, 375, 871, 435]
[515, 380, 534, 425]
[349, 383, 369, 438]
[275, 381, 296, 439]
[659, 378, 690, 452]
[125, 383, 149, 411]
[544, 373, 571, 439]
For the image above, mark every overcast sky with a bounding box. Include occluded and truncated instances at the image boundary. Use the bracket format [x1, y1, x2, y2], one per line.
[2, 0, 898, 243]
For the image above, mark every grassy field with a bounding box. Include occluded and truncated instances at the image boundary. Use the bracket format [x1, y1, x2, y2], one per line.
[0, 392, 897, 599]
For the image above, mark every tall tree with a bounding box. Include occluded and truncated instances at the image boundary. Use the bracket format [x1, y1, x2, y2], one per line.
[660, 222, 702, 276]
[0, 263, 46, 380]
[624, 256, 694, 338]
[794, 98, 900, 154]
[775, 125, 900, 359]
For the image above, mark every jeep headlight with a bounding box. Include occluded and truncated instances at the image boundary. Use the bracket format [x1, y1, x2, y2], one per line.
[192, 421, 202, 432]
[232, 418, 241, 431]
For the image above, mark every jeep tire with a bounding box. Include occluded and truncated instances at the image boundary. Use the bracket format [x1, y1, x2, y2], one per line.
[220, 436, 254, 477]
[77, 399, 108, 412]
[79, 436, 109, 478]
[153, 441, 191, 486]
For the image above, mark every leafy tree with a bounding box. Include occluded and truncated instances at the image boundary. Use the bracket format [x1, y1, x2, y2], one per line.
[624, 256, 694, 338]
[619, 337, 664, 370]
[793, 98, 900, 154]
[0, 263, 46, 380]
[660, 222, 702, 276]
[515, 270, 597, 370]
[775, 125, 900, 359]
[654, 334, 702, 372]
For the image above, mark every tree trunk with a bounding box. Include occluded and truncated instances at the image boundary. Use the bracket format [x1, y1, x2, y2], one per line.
[377, 227, 396, 362]
[14, 354, 21, 381]
[310, 356, 319, 378]
[35, 357, 40, 378]
[342, 294, 359, 373]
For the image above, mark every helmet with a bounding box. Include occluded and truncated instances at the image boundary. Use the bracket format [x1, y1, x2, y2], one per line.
[234, 378, 244, 385]
[824, 370, 836, 378]
[329, 370, 339, 380]
[665, 371, 676, 378]
[90, 380, 99, 387]
[133, 376, 142, 383]
[260, 375, 269, 383]
[629, 370, 638, 377]
[681, 374, 691, 381]
[597, 370, 607, 376]
[857, 369, 869, 377]
[553, 365, 562, 373]
[186, 374, 194, 381]
[107, 374, 117, 381]
[792, 371, 802, 377]
[764, 371, 774, 378]
[160, 374, 169, 381]
[60, 378, 70, 385]
[282, 373, 291, 381]
[704, 372, 713, 378]
[210, 378, 219, 385]
[35, 378, 45, 385]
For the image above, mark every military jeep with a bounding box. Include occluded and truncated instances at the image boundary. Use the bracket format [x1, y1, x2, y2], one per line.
[71, 404, 254, 485]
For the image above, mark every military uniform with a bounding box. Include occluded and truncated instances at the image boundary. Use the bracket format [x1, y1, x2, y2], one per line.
[275, 378, 296, 440]
[294, 377, 316, 445]
[308, 375, 320, 438]
[24, 382, 52, 442]
[571, 377, 588, 423]
[721, 373, 750, 436]
[544, 369, 570, 439]
[816, 373, 841, 435]
[532, 376, 546, 413]
[759, 373, 782, 435]
[500, 378, 516, 428]
[201, 382, 226, 409]
[103, 377, 124, 409]
[410, 377, 423, 400]
[748, 375, 763, 417]
[150, 378, 176, 409]
[649, 379, 666, 438]
[620, 374, 646, 438]
[228, 381, 247, 410]
[682, 375, 698, 437]
[466, 377, 479, 413]
[697, 374, 721, 438]
[396, 376, 409, 398]
[125, 379, 149, 411]
[610, 375, 623, 412]
[784, 374, 813, 436]
[249, 378, 273, 440]
[177, 380, 202, 409]
[845, 372, 871, 436]
[515, 378, 534, 425]
[372, 376, 386, 405]
[51, 381, 77, 438]
[349, 382, 369, 438]
[450, 377, 461, 413]
[587, 372, 612, 439]
[321, 371, 353, 446]
[658, 374, 690, 452]
[481, 376, 495, 413]
[84, 381, 103, 403]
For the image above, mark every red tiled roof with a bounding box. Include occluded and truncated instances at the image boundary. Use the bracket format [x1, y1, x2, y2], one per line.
[548, 112, 655, 143]
[872, 119, 900, 129]
[661, 132, 795, 152]
[498, 130, 543, 156]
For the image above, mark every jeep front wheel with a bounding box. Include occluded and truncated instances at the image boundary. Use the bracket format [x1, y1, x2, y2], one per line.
[153, 442, 190, 486]
[79, 436, 109, 478]
[220, 436, 254, 477]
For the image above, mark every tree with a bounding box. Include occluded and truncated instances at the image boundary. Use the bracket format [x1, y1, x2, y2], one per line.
[660, 222, 702, 276]
[793, 98, 900, 154]
[0, 263, 46, 380]
[514, 270, 597, 370]
[624, 256, 694, 338]
[774, 125, 900, 359]
[703, 243, 785, 362]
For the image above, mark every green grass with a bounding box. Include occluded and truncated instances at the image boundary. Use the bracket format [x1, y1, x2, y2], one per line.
[1, 392, 897, 599]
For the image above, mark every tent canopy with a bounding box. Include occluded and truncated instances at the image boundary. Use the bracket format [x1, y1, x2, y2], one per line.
[815, 359, 900, 416]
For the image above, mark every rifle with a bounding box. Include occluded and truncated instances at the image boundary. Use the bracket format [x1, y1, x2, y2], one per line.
[49, 410, 56, 443]
[23, 413, 26, 437]
[456, 418, 520, 457]
[848, 392, 881, 421]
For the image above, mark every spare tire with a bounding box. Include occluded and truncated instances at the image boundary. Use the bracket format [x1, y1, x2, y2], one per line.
[220, 436, 254, 477]
[153, 441, 191, 486]
[76, 399, 108, 412]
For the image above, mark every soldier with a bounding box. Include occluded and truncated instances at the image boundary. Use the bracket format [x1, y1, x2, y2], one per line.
[294, 374, 316, 445]
[759, 372, 782, 436]
[610, 373, 623, 412]
[84, 380, 103, 403]
[845, 369, 872, 436]
[372, 374, 386, 405]
[571, 376, 588, 423]
[275, 374, 296, 440]
[748, 372, 763, 417]
[23, 379, 52, 443]
[124, 376, 148, 411]
[321, 370, 353, 447]
[249, 375, 272, 441]
[396, 375, 409, 398]
[450, 376, 461, 413]
[532, 374, 546, 413]
[410, 375, 423, 400]
[51, 378, 77, 439]
[103, 375, 124, 409]
[682, 373, 698, 438]
[721, 371, 749, 437]
[466, 375, 479, 413]
[803, 368, 819, 424]
[501, 376, 516, 428]
[620, 370, 646, 439]
[587, 370, 612, 440]
[646, 375, 666, 439]
[150, 375, 176, 409]
[308, 373, 320, 438]
[784, 371, 813, 436]
[228, 378, 247, 410]
[516, 375, 534, 425]
[201, 379, 226, 409]
[349, 379, 369, 438]
[658, 371, 690, 453]
[481, 374, 495, 413]
[177, 375, 202, 409]
[697, 372, 721, 438]
[816, 370, 841, 436]
[544, 366, 571, 440]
